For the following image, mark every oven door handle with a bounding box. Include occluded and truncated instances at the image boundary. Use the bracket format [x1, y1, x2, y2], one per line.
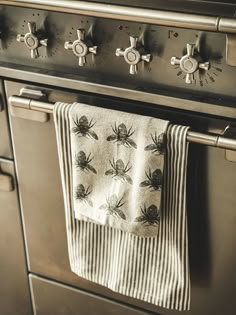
[8, 95, 236, 152]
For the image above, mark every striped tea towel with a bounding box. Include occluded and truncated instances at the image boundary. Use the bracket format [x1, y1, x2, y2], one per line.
[69, 103, 169, 237]
[54, 102, 191, 311]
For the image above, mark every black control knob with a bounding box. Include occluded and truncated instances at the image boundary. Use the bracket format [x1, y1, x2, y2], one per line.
[64, 29, 97, 67]
[17, 22, 48, 59]
[116, 36, 151, 75]
[171, 43, 210, 84]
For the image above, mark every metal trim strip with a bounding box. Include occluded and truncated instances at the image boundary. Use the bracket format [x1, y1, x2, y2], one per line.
[0, 0, 222, 32]
[0, 65, 235, 119]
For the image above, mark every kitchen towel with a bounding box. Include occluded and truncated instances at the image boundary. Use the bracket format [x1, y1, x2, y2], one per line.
[54, 102, 191, 311]
[69, 103, 169, 237]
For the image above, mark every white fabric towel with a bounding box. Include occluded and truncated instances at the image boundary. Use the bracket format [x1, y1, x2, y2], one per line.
[69, 103, 169, 237]
[54, 102, 191, 311]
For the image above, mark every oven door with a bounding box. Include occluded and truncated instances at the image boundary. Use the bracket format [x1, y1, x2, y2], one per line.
[6, 80, 236, 315]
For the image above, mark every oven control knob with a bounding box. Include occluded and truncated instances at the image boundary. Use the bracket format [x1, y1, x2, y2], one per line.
[17, 22, 48, 59]
[116, 36, 151, 75]
[64, 29, 97, 67]
[171, 43, 210, 84]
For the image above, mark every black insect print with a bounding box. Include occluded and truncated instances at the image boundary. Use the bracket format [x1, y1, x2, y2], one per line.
[107, 123, 137, 149]
[135, 204, 160, 226]
[74, 151, 97, 174]
[72, 115, 98, 140]
[140, 168, 162, 191]
[144, 132, 166, 155]
[75, 184, 93, 207]
[105, 158, 133, 184]
[99, 194, 126, 220]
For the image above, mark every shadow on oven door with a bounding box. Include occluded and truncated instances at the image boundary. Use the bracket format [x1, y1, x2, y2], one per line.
[0, 80, 12, 159]
[5, 80, 236, 315]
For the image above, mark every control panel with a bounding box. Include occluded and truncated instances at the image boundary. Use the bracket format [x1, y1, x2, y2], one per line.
[0, 5, 235, 100]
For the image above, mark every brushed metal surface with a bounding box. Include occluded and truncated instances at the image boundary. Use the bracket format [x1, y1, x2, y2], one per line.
[6, 80, 236, 314]
[0, 159, 32, 315]
[219, 17, 236, 33]
[223, 124, 236, 161]
[0, 172, 13, 191]
[2, 0, 236, 34]
[0, 0, 220, 31]
[1, 65, 236, 119]
[225, 149, 236, 162]
[8, 95, 236, 150]
[0, 6, 236, 101]
[0, 80, 12, 158]
[2, 0, 236, 17]
[226, 34, 236, 66]
[30, 275, 151, 315]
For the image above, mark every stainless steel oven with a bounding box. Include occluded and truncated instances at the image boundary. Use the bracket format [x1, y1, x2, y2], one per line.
[0, 1, 236, 315]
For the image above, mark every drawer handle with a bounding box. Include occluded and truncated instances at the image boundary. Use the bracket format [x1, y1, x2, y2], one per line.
[0, 173, 14, 192]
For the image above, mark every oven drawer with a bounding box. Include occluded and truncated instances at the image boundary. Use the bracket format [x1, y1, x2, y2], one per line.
[30, 275, 151, 315]
[0, 159, 32, 315]
[0, 81, 12, 158]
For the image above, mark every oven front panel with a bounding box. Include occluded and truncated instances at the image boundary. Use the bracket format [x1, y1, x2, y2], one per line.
[6, 80, 236, 315]
[1, 4, 236, 106]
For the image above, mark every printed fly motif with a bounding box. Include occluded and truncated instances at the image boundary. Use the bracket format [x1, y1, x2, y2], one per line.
[107, 123, 137, 149]
[99, 194, 126, 220]
[74, 151, 97, 174]
[105, 158, 133, 184]
[135, 204, 160, 226]
[75, 184, 93, 207]
[140, 168, 162, 191]
[72, 115, 98, 140]
[145, 132, 166, 155]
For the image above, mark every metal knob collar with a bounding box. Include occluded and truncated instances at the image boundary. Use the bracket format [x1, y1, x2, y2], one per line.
[171, 43, 210, 84]
[17, 22, 48, 59]
[64, 29, 97, 67]
[116, 36, 151, 75]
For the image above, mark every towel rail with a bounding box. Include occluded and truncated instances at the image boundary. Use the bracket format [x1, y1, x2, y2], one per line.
[9, 95, 236, 151]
